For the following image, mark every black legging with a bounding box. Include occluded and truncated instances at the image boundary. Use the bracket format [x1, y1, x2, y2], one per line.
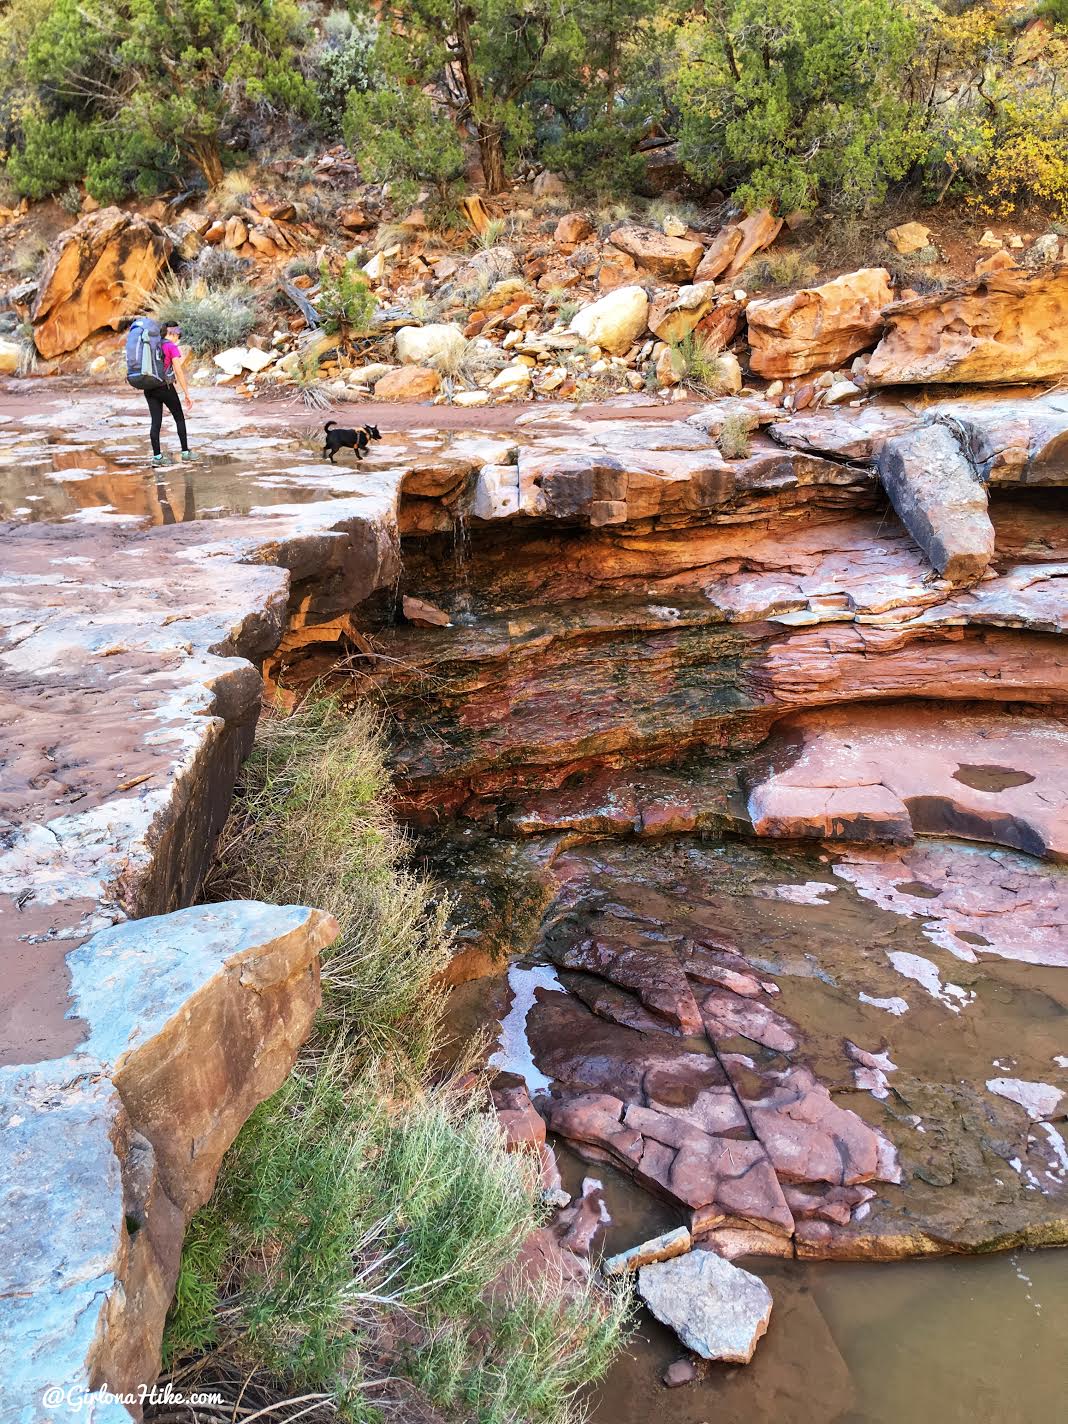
[144, 383, 188, 456]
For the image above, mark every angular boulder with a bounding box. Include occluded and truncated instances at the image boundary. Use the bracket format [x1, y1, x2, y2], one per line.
[648, 282, 718, 344]
[696, 209, 782, 283]
[609, 224, 703, 283]
[638, 1250, 773, 1362]
[1, 902, 337, 1416]
[886, 221, 932, 255]
[374, 365, 442, 400]
[555, 212, 594, 245]
[875, 421, 995, 584]
[395, 323, 467, 368]
[569, 285, 649, 354]
[747, 268, 893, 379]
[866, 264, 1068, 385]
[31, 207, 172, 359]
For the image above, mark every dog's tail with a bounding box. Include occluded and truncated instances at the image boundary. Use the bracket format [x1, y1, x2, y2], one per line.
[323, 420, 336, 432]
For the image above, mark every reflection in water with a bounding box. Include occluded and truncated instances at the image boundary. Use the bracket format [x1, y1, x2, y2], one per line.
[0, 431, 382, 526]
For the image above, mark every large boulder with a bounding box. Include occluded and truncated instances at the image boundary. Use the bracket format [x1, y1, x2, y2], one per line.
[875, 421, 995, 584]
[638, 1250, 773, 1362]
[569, 285, 649, 354]
[866, 264, 1068, 386]
[31, 207, 171, 359]
[747, 268, 893, 379]
[395, 323, 467, 368]
[2, 902, 337, 1415]
[609, 225, 703, 282]
[374, 365, 442, 400]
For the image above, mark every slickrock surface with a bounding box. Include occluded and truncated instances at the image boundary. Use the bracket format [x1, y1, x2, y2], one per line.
[3, 381, 1067, 1407]
[745, 704, 1067, 860]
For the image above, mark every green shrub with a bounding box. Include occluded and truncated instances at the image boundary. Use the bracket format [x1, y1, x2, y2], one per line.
[343, 84, 465, 206]
[673, 0, 924, 213]
[543, 121, 646, 200]
[151, 275, 258, 354]
[3, 0, 315, 199]
[313, 8, 379, 137]
[187, 246, 250, 289]
[316, 259, 378, 337]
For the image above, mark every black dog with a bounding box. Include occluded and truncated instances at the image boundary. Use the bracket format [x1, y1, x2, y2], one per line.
[322, 421, 382, 463]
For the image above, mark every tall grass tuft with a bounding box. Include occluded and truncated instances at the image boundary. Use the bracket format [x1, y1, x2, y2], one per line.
[207, 698, 451, 1065]
[166, 697, 631, 1421]
[670, 332, 736, 396]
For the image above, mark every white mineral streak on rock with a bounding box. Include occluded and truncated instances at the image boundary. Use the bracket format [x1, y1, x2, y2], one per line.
[638, 1251, 773, 1363]
[986, 1078, 1064, 1121]
[1036, 1123, 1068, 1180]
[859, 992, 910, 1016]
[757, 880, 838, 905]
[888, 951, 975, 1013]
[846, 1040, 898, 1099]
[488, 962, 565, 1096]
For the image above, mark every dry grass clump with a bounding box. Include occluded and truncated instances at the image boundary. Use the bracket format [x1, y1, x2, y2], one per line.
[717, 410, 755, 459]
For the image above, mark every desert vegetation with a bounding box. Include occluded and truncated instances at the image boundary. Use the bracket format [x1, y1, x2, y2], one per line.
[160, 698, 629, 1422]
[0, 2, 1064, 217]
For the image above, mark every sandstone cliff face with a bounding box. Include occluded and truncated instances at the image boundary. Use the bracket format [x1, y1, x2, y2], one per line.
[31, 207, 171, 359]
[746, 268, 893, 379]
[866, 263, 1068, 385]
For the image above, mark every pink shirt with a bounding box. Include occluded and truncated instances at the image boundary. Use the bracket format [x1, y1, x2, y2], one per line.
[161, 339, 182, 371]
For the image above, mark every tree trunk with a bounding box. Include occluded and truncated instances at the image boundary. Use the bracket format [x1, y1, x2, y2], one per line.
[478, 125, 507, 194]
[453, 2, 508, 194]
[188, 140, 224, 189]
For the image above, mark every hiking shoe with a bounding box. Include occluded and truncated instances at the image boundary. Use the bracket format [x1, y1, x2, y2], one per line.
[180, 449, 194, 461]
[151, 454, 164, 466]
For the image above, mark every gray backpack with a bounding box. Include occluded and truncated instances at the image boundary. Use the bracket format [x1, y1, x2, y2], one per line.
[125, 317, 172, 391]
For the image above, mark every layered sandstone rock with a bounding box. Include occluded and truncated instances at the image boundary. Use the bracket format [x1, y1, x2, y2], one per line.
[31, 207, 171, 359]
[866, 263, 1068, 385]
[747, 268, 893, 379]
[745, 704, 1068, 861]
[2, 903, 337, 1419]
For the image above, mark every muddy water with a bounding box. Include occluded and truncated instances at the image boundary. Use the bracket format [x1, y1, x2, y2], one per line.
[444, 834, 1068, 1420]
[591, 1249, 1066, 1424]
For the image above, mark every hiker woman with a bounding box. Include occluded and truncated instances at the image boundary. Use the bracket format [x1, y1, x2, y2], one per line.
[146, 321, 193, 465]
